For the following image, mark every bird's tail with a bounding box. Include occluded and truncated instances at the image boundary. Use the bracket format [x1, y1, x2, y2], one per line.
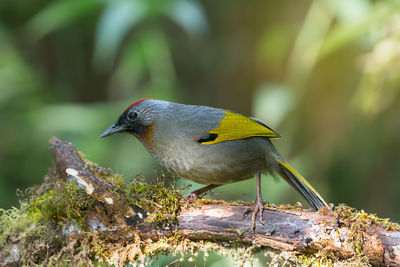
[275, 158, 328, 210]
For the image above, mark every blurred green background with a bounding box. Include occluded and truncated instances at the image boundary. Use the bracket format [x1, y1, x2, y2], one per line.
[1, 0, 400, 231]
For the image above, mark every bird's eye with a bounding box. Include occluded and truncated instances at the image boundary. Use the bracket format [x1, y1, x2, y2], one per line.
[127, 111, 138, 121]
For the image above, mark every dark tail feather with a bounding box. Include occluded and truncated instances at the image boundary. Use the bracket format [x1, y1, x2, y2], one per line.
[275, 158, 327, 210]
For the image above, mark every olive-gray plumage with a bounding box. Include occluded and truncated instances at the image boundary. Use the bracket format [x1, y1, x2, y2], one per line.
[100, 99, 328, 230]
[143, 101, 279, 184]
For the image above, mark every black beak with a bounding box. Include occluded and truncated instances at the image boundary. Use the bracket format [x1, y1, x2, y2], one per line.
[99, 124, 126, 138]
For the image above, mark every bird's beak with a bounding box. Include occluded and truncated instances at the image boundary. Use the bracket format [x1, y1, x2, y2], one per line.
[99, 124, 125, 138]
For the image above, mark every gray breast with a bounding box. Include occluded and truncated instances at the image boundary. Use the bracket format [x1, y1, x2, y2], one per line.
[151, 136, 269, 184]
[146, 102, 270, 184]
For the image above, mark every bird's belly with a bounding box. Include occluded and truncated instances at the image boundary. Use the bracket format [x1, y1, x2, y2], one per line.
[151, 138, 268, 184]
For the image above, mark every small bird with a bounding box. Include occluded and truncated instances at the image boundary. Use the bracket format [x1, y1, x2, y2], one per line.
[100, 99, 328, 230]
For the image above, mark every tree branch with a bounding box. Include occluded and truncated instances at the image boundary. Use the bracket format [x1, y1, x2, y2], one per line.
[1, 137, 399, 266]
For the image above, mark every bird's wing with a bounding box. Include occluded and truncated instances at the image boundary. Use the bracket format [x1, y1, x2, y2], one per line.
[199, 111, 280, 145]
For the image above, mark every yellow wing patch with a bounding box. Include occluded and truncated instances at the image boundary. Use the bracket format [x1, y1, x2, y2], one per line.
[201, 111, 279, 145]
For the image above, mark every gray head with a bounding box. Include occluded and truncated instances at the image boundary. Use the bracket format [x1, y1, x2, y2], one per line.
[99, 99, 156, 138]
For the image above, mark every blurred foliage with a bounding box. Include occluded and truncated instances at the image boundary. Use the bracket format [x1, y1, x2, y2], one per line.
[1, 0, 400, 251]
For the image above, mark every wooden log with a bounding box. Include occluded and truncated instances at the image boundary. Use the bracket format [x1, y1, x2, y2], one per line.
[47, 137, 400, 266]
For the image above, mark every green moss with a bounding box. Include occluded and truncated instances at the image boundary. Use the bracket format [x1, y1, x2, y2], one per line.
[328, 204, 400, 231]
[293, 204, 400, 266]
[0, 201, 69, 266]
[332, 205, 399, 256]
[125, 172, 181, 226]
[28, 181, 95, 228]
[140, 237, 266, 266]
[192, 198, 228, 206]
[3, 150, 400, 266]
[297, 204, 400, 266]
[0, 178, 98, 265]
[0, 160, 183, 264]
[79, 153, 183, 227]
[331, 205, 398, 263]
[80, 151, 127, 191]
[0, 167, 295, 266]
[0, 203, 33, 247]
[265, 201, 305, 210]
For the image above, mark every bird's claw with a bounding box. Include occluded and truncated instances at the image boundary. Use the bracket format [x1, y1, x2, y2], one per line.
[243, 199, 265, 232]
[179, 184, 220, 207]
[180, 192, 199, 207]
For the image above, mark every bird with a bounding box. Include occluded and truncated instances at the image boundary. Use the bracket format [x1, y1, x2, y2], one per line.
[100, 99, 328, 230]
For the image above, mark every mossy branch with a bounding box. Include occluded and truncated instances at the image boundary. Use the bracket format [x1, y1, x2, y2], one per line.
[1, 137, 399, 266]
[48, 137, 134, 224]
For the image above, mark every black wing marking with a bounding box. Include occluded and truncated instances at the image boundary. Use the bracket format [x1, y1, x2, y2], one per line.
[198, 133, 218, 143]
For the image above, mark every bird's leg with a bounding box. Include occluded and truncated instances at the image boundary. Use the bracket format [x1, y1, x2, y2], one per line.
[243, 172, 264, 231]
[181, 184, 221, 204]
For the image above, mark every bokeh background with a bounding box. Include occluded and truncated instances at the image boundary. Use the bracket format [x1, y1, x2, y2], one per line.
[1, 0, 400, 253]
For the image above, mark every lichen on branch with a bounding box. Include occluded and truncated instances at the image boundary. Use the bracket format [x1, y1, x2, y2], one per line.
[0, 137, 399, 266]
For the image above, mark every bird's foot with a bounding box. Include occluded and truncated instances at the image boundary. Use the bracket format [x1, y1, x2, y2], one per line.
[180, 184, 220, 207]
[243, 198, 265, 232]
[180, 192, 199, 206]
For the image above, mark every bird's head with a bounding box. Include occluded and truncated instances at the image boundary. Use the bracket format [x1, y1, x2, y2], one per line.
[99, 99, 155, 138]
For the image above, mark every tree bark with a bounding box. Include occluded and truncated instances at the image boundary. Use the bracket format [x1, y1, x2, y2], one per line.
[2, 137, 399, 266]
